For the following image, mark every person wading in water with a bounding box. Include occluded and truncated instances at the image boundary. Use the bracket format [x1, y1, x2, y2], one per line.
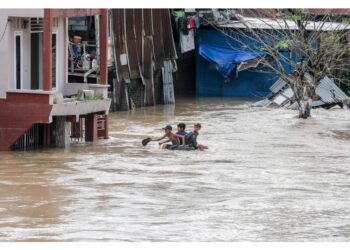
[159, 123, 188, 147]
[185, 123, 208, 151]
[151, 125, 186, 150]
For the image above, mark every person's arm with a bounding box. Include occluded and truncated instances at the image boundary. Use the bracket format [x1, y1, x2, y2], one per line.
[174, 134, 186, 146]
[151, 134, 166, 141]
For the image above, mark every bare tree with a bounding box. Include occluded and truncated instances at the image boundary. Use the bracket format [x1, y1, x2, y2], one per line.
[205, 9, 350, 118]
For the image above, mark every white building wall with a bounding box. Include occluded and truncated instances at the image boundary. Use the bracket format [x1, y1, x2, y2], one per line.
[7, 17, 32, 90]
[0, 9, 43, 98]
[55, 17, 67, 94]
[0, 15, 9, 98]
[0, 9, 73, 99]
[0, 10, 93, 99]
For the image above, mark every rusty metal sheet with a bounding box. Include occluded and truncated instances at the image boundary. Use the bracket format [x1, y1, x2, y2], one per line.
[125, 9, 140, 79]
[142, 36, 155, 106]
[134, 9, 143, 66]
[152, 9, 165, 70]
[161, 9, 177, 60]
[111, 9, 130, 82]
[143, 9, 153, 36]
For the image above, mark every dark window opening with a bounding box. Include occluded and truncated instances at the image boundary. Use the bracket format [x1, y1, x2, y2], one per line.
[15, 35, 21, 89]
[52, 33, 57, 89]
[30, 33, 41, 90]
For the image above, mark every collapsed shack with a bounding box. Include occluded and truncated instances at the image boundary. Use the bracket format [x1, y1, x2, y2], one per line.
[253, 76, 349, 111]
[110, 9, 177, 111]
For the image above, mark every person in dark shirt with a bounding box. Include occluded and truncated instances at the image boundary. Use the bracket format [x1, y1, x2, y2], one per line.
[185, 123, 208, 150]
[176, 123, 187, 144]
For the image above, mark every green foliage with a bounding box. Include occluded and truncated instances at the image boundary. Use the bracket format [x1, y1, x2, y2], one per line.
[64, 94, 104, 103]
[299, 9, 310, 15]
[342, 18, 350, 24]
[325, 33, 341, 43]
[275, 40, 291, 49]
[292, 15, 302, 21]
[85, 94, 104, 101]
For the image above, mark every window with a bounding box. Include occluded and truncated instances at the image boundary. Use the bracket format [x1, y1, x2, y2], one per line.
[14, 31, 23, 90]
[52, 32, 57, 89]
[66, 16, 99, 84]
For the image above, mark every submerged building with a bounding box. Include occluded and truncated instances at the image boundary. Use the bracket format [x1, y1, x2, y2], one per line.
[0, 9, 111, 151]
[172, 9, 350, 98]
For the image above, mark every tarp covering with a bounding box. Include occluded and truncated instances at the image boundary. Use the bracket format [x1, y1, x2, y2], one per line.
[199, 42, 267, 78]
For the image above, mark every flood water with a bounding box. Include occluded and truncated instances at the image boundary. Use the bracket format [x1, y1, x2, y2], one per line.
[1, 97, 350, 241]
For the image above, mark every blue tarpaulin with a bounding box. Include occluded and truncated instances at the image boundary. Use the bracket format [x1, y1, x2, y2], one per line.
[199, 42, 267, 78]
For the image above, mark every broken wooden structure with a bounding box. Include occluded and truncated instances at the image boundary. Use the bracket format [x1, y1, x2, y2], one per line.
[110, 9, 178, 111]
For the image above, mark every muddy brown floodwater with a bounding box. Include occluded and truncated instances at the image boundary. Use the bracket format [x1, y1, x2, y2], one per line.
[1, 97, 350, 241]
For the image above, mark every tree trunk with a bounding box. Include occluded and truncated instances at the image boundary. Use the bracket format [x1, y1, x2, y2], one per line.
[297, 97, 312, 119]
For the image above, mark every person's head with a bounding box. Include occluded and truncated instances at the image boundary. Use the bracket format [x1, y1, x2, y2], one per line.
[177, 123, 186, 132]
[194, 123, 201, 132]
[162, 125, 173, 134]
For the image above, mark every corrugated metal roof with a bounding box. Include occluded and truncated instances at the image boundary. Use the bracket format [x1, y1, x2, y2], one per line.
[143, 9, 153, 36]
[111, 9, 130, 82]
[125, 9, 140, 80]
[217, 17, 350, 31]
[269, 78, 287, 93]
[316, 77, 348, 103]
[310, 9, 350, 15]
[152, 9, 165, 70]
[254, 76, 348, 108]
[134, 9, 143, 66]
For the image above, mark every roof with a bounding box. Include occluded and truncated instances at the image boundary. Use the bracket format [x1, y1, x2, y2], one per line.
[217, 16, 350, 31]
[252, 76, 349, 108]
[316, 77, 348, 103]
[310, 9, 350, 15]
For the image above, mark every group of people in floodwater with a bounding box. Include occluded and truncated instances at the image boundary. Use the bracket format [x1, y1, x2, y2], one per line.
[151, 123, 208, 151]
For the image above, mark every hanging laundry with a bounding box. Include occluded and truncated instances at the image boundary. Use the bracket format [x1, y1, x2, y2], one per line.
[179, 17, 189, 35]
[189, 18, 196, 29]
[180, 29, 195, 53]
[194, 15, 200, 29]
